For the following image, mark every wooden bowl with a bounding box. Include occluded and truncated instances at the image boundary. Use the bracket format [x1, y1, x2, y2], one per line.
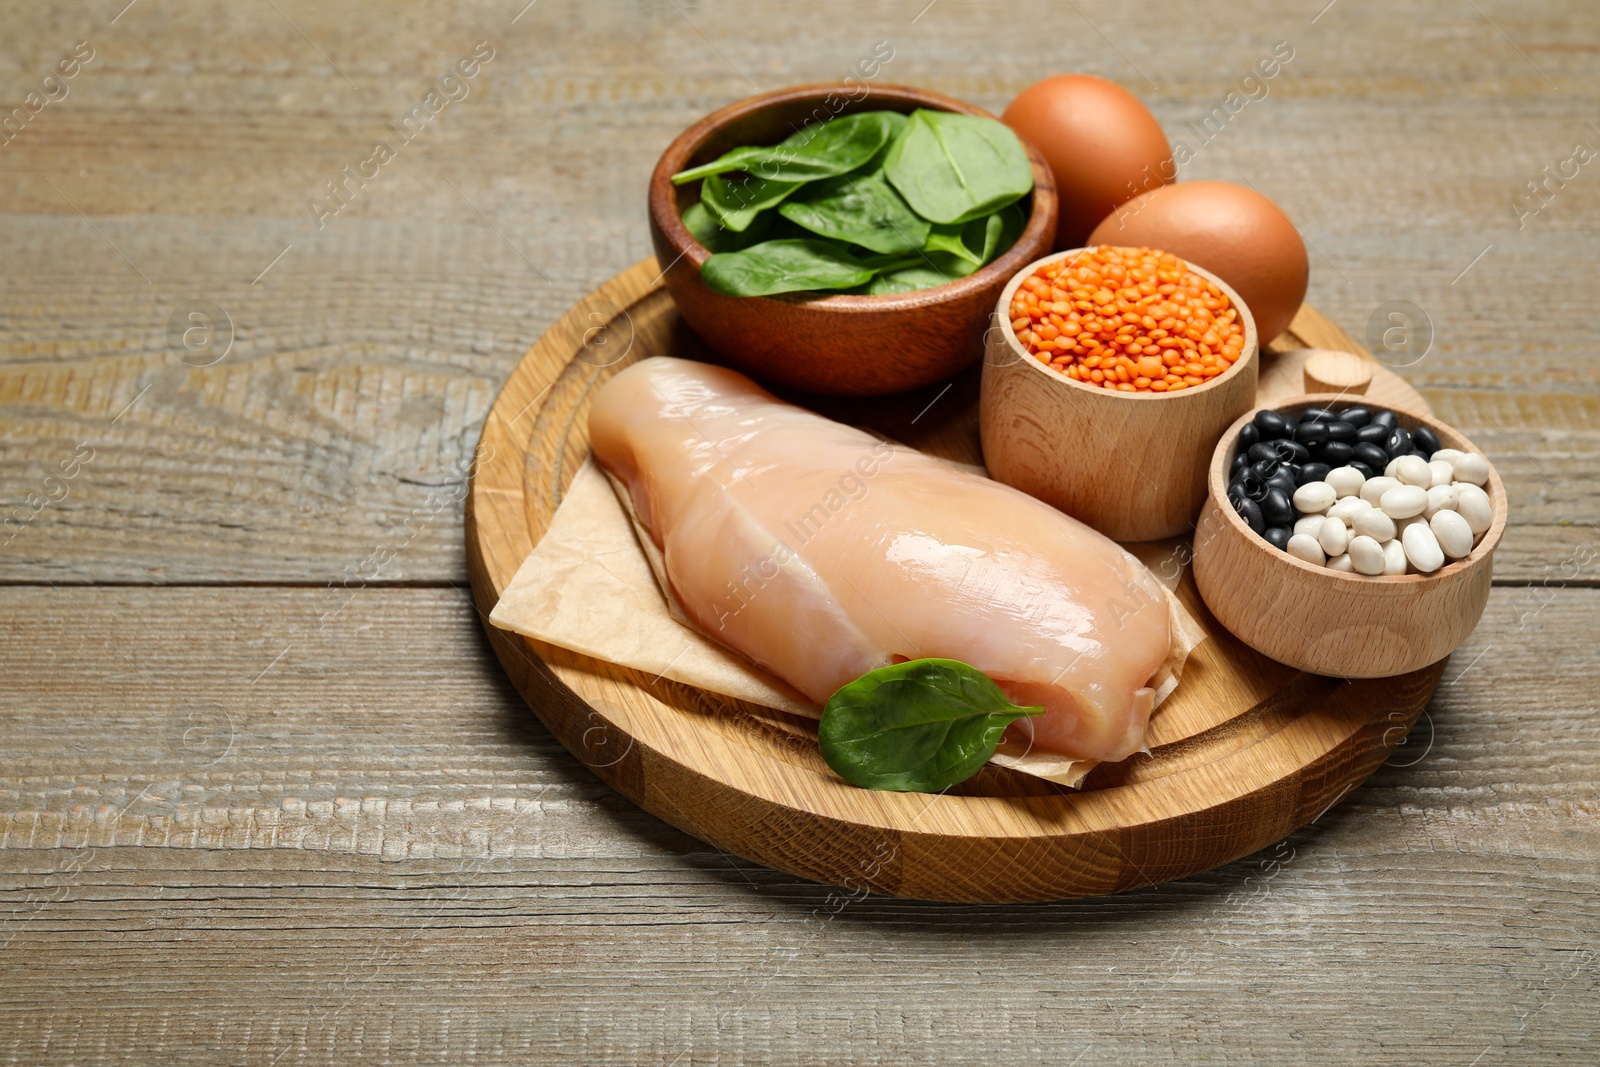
[647, 84, 1058, 398]
[1192, 394, 1508, 678]
[979, 249, 1260, 541]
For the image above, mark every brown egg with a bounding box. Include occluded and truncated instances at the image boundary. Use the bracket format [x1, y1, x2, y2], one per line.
[1087, 180, 1309, 343]
[1002, 75, 1174, 250]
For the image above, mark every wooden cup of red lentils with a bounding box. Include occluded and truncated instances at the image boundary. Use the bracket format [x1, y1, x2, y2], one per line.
[980, 246, 1260, 541]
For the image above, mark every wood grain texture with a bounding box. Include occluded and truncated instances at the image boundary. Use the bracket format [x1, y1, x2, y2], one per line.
[1, 584, 1596, 1065]
[466, 258, 1450, 902]
[980, 250, 1260, 541]
[0, 0, 1596, 1059]
[0, 0, 1594, 583]
[648, 83, 1059, 396]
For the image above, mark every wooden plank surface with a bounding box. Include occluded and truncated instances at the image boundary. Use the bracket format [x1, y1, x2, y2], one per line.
[1, 0, 1597, 1061]
[2, 586, 1597, 1064]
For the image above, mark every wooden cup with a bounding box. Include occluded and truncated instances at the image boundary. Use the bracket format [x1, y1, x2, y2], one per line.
[979, 250, 1259, 541]
[1192, 395, 1507, 678]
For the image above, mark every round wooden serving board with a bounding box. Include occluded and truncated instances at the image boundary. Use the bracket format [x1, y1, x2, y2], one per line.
[465, 259, 1443, 904]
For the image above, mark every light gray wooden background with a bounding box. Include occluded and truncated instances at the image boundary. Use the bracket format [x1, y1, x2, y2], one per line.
[2, 0, 1596, 1063]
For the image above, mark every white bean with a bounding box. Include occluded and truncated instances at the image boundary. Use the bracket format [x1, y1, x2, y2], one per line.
[1318, 515, 1350, 556]
[1381, 484, 1428, 520]
[1326, 552, 1354, 572]
[1352, 508, 1396, 542]
[1423, 483, 1458, 520]
[1326, 466, 1366, 498]
[1360, 476, 1401, 507]
[1294, 515, 1325, 538]
[1454, 452, 1490, 486]
[1395, 455, 1432, 488]
[1382, 538, 1409, 575]
[1455, 484, 1493, 536]
[1431, 509, 1474, 559]
[1427, 460, 1455, 488]
[1402, 522, 1445, 573]
[1348, 535, 1386, 575]
[1328, 497, 1372, 524]
[1287, 534, 1325, 565]
[1430, 448, 1464, 467]
[1384, 457, 1404, 479]
[1292, 481, 1337, 514]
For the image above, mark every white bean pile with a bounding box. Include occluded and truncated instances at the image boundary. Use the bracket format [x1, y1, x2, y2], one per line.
[1286, 449, 1494, 575]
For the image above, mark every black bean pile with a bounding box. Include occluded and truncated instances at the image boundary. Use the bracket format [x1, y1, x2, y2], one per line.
[1226, 404, 1443, 548]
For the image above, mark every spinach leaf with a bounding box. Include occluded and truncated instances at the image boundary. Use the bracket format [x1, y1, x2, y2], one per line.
[863, 256, 969, 295]
[671, 145, 769, 186]
[987, 201, 1027, 263]
[884, 109, 1033, 225]
[700, 238, 877, 297]
[702, 171, 803, 232]
[682, 201, 774, 253]
[672, 111, 903, 185]
[778, 169, 930, 255]
[863, 201, 1028, 294]
[922, 222, 983, 266]
[818, 658, 1044, 792]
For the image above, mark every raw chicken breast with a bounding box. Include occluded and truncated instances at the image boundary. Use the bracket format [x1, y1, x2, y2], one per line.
[588, 357, 1172, 763]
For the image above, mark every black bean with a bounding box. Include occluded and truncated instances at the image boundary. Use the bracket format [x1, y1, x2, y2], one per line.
[1231, 493, 1265, 534]
[1409, 450, 1432, 463]
[1353, 441, 1390, 470]
[1237, 422, 1260, 448]
[1263, 525, 1292, 551]
[1340, 406, 1372, 428]
[1349, 461, 1377, 479]
[1373, 409, 1397, 429]
[1250, 457, 1281, 483]
[1266, 470, 1297, 496]
[1413, 425, 1441, 455]
[1325, 421, 1357, 444]
[1318, 441, 1355, 465]
[1384, 426, 1413, 458]
[1356, 423, 1390, 445]
[1271, 439, 1310, 464]
[1253, 409, 1291, 440]
[1299, 407, 1337, 425]
[1294, 420, 1329, 447]
[1260, 487, 1295, 526]
[1247, 442, 1281, 466]
[1230, 452, 1250, 477]
[1296, 461, 1331, 486]
[1235, 469, 1267, 501]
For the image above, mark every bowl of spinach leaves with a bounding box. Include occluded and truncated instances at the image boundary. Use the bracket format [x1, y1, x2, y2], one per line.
[648, 84, 1058, 397]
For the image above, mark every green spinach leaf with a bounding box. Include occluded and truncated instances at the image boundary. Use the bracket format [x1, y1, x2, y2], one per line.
[702, 171, 803, 232]
[884, 109, 1033, 225]
[863, 256, 967, 295]
[700, 238, 877, 297]
[818, 658, 1044, 792]
[778, 169, 930, 255]
[922, 221, 984, 266]
[682, 201, 774, 253]
[672, 111, 902, 185]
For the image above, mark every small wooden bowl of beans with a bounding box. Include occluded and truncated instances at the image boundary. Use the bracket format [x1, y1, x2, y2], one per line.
[1192, 395, 1508, 678]
[979, 246, 1259, 541]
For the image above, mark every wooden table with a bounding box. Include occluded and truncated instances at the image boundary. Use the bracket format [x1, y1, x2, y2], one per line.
[3, 2, 1595, 1062]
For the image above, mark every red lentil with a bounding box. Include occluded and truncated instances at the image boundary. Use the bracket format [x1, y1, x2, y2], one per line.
[1009, 245, 1246, 394]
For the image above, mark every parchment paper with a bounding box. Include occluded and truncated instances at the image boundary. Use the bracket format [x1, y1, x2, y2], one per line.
[490, 456, 1206, 788]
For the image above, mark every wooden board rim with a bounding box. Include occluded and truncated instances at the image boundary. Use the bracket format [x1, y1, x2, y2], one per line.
[464, 258, 1441, 902]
